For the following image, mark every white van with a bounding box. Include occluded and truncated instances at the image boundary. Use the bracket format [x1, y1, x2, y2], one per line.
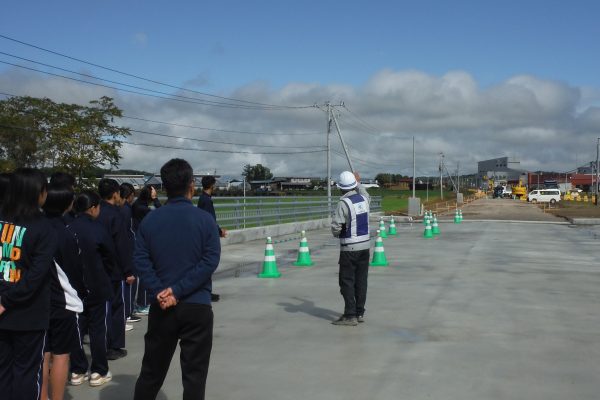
[528, 189, 561, 204]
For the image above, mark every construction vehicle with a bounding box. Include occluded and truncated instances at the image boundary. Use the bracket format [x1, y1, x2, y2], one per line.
[512, 181, 528, 200]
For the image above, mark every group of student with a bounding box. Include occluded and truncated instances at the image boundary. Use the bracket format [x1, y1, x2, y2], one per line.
[0, 168, 169, 400]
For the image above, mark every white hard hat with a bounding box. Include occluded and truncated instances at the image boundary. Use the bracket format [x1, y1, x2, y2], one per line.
[337, 171, 357, 190]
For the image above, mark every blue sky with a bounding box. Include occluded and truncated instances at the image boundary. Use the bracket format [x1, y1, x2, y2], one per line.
[3, 1, 599, 90]
[1, 1, 600, 176]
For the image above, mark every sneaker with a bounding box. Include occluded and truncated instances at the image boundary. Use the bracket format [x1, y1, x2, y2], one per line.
[89, 371, 112, 387]
[357, 315, 365, 323]
[135, 306, 150, 315]
[125, 324, 134, 331]
[332, 316, 358, 326]
[70, 372, 89, 386]
[106, 348, 127, 360]
[126, 315, 142, 323]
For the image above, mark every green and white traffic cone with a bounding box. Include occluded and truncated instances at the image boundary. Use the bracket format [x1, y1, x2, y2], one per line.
[454, 209, 460, 224]
[423, 218, 433, 239]
[388, 216, 397, 236]
[432, 215, 440, 235]
[370, 230, 389, 267]
[378, 217, 388, 238]
[293, 230, 314, 267]
[459, 209, 463, 222]
[423, 210, 429, 225]
[258, 237, 281, 278]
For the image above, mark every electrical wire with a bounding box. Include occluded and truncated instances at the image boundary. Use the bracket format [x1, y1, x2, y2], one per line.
[120, 141, 326, 155]
[120, 115, 322, 136]
[0, 122, 326, 155]
[0, 34, 309, 109]
[0, 59, 316, 110]
[0, 51, 315, 110]
[0, 90, 323, 136]
[129, 128, 325, 149]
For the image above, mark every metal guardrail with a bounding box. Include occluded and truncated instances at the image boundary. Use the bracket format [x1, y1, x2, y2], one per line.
[208, 196, 382, 229]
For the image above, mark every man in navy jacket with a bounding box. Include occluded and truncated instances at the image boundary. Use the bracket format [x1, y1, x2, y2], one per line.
[133, 158, 221, 400]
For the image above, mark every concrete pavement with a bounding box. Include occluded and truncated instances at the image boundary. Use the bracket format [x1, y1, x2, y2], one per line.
[65, 216, 600, 400]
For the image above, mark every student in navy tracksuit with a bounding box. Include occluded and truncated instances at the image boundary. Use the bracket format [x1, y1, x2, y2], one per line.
[68, 190, 115, 387]
[119, 183, 140, 324]
[197, 176, 227, 302]
[40, 182, 85, 400]
[134, 159, 221, 400]
[0, 172, 10, 207]
[131, 185, 161, 313]
[97, 179, 135, 360]
[0, 168, 56, 400]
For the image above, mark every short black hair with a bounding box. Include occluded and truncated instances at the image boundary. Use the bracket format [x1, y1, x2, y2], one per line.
[160, 158, 193, 198]
[137, 185, 152, 203]
[120, 182, 135, 200]
[43, 182, 75, 218]
[98, 178, 120, 200]
[1, 168, 47, 221]
[74, 190, 101, 213]
[50, 172, 76, 189]
[201, 175, 216, 190]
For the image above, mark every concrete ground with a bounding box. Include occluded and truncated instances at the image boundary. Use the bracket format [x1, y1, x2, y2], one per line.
[65, 200, 600, 400]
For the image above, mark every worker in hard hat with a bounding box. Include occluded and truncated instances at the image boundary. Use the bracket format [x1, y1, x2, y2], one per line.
[331, 171, 371, 326]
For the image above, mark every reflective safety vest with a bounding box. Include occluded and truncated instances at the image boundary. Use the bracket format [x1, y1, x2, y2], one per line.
[340, 193, 370, 246]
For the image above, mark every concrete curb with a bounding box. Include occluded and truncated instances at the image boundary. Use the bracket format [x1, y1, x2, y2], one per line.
[222, 218, 331, 246]
[568, 218, 600, 225]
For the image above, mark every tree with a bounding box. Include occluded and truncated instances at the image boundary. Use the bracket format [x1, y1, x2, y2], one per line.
[242, 163, 273, 181]
[0, 95, 130, 180]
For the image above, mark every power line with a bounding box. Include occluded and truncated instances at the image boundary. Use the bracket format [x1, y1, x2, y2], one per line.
[129, 128, 325, 149]
[0, 90, 322, 136]
[121, 115, 322, 136]
[0, 34, 308, 109]
[0, 122, 326, 155]
[120, 141, 326, 155]
[0, 59, 315, 110]
[0, 51, 284, 109]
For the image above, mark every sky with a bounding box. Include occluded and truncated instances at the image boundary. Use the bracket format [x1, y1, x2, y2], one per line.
[1, 0, 600, 178]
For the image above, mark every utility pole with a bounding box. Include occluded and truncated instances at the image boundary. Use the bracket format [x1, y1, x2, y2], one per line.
[594, 138, 600, 206]
[439, 153, 444, 200]
[412, 136, 416, 198]
[331, 107, 355, 172]
[326, 102, 332, 215]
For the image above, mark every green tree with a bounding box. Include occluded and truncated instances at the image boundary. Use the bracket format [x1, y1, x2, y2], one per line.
[0, 95, 129, 180]
[242, 163, 273, 181]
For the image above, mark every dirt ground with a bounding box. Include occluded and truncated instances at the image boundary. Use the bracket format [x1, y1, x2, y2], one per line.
[545, 201, 600, 219]
[441, 197, 565, 221]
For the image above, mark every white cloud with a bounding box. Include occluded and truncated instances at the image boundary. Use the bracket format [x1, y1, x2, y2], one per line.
[1, 66, 599, 178]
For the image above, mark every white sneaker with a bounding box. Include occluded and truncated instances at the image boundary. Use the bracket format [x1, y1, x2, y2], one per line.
[89, 371, 112, 387]
[70, 372, 89, 386]
[125, 324, 134, 331]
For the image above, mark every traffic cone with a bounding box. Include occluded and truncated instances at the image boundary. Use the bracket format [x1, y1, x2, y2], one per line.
[423, 210, 429, 225]
[454, 209, 460, 224]
[370, 230, 388, 267]
[459, 209, 463, 222]
[378, 218, 388, 238]
[423, 219, 433, 239]
[258, 237, 281, 278]
[432, 215, 440, 235]
[388, 216, 397, 236]
[293, 230, 314, 267]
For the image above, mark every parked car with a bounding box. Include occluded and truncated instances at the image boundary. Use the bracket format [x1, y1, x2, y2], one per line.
[528, 189, 561, 204]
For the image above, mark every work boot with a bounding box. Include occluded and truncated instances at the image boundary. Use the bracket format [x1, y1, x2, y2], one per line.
[357, 315, 365, 323]
[332, 316, 358, 326]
